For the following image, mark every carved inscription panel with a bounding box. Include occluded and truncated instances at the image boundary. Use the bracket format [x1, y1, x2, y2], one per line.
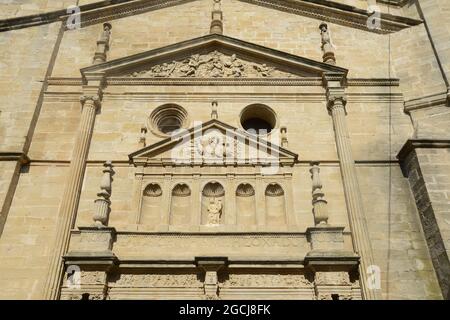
[113, 234, 309, 260]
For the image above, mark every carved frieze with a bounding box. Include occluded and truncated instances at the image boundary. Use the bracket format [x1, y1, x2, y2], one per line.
[113, 274, 202, 287]
[315, 271, 351, 286]
[222, 274, 312, 287]
[128, 51, 297, 78]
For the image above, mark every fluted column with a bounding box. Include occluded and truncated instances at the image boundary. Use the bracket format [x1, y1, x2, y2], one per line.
[326, 86, 380, 300]
[44, 88, 102, 300]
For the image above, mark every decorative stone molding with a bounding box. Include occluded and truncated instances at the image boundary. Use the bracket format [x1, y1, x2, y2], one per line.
[113, 273, 202, 287]
[0, 152, 30, 164]
[404, 90, 450, 113]
[315, 271, 351, 286]
[0, 0, 421, 33]
[222, 274, 312, 287]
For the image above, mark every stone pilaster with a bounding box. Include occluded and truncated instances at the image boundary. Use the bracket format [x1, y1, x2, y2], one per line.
[324, 74, 380, 300]
[398, 139, 450, 299]
[43, 74, 105, 300]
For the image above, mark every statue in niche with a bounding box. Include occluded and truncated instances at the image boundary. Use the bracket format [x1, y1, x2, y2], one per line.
[207, 198, 222, 225]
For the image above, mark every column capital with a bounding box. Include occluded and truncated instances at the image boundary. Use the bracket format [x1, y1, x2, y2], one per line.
[326, 88, 347, 113]
[79, 94, 101, 108]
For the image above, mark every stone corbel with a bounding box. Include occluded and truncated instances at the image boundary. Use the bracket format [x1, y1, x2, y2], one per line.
[195, 257, 228, 300]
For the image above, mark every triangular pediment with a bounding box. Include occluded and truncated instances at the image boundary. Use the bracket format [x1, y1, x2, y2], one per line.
[129, 119, 298, 167]
[81, 34, 347, 80]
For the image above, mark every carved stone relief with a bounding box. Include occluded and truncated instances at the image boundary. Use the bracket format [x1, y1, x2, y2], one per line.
[315, 271, 351, 286]
[113, 274, 202, 287]
[128, 51, 298, 78]
[222, 274, 312, 287]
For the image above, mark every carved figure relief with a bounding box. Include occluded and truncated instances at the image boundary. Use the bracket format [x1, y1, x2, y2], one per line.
[129, 51, 297, 78]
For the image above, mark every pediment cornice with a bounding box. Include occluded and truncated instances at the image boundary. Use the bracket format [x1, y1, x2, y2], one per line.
[129, 119, 299, 166]
[81, 34, 347, 81]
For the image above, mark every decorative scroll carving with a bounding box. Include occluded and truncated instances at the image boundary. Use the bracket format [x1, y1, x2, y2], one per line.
[114, 274, 201, 287]
[128, 51, 297, 78]
[222, 274, 312, 287]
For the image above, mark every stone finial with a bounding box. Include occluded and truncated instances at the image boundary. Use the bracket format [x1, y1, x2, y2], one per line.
[310, 162, 329, 225]
[139, 125, 147, 147]
[211, 101, 218, 119]
[93, 23, 112, 64]
[319, 22, 336, 65]
[210, 0, 223, 34]
[280, 126, 288, 148]
[93, 161, 113, 227]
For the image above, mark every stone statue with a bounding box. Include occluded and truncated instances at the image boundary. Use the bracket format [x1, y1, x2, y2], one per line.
[207, 198, 222, 225]
[319, 22, 336, 65]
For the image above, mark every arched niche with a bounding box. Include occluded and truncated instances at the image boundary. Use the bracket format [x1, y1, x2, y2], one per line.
[236, 183, 256, 226]
[170, 183, 191, 225]
[201, 182, 225, 225]
[140, 183, 162, 227]
[265, 183, 286, 226]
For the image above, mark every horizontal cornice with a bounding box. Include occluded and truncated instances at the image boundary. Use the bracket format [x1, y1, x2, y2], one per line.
[404, 91, 450, 113]
[47, 77, 399, 87]
[0, 152, 30, 164]
[0, 0, 421, 34]
[397, 139, 450, 161]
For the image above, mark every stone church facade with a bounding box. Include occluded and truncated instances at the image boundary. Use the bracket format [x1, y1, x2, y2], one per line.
[0, 0, 449, 300]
